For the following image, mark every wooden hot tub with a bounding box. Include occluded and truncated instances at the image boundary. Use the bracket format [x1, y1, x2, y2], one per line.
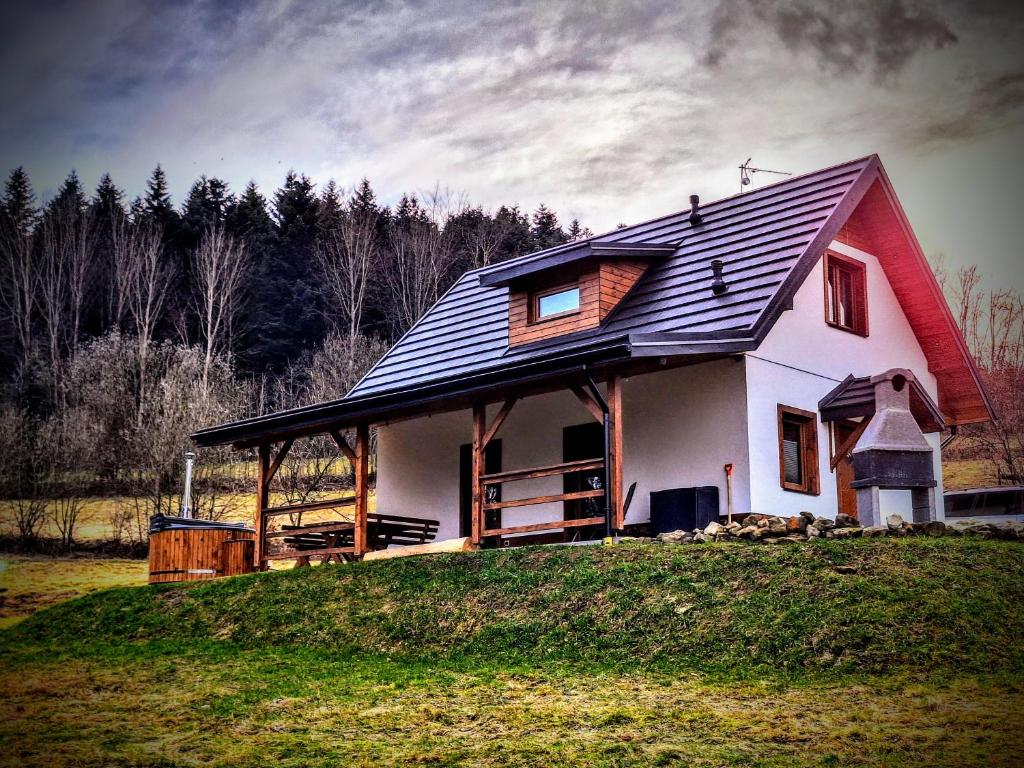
[148, 515, 256, 584]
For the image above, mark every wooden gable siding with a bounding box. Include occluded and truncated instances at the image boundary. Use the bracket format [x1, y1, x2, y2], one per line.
[838, 177, 990, 424]
[599, 260, 648, 319]
[508, 260, 649, 347]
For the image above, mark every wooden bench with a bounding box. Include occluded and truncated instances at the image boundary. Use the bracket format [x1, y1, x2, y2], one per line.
[278, 513, 439, 565]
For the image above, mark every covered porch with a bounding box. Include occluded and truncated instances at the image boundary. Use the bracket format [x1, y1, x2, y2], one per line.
[239, 371, 627, 569]
[192, 351, 743, 569]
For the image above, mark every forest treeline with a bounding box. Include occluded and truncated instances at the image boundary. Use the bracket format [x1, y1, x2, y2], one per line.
[0, 165, 592, 546]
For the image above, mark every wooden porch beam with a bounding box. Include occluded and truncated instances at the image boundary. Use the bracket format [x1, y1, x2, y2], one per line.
[483, 488, 603, 511]
[482, 397, 517, 449]
[266, 438, 294, 486]
[255, 443, 271, 571]
[329, 428, 357, 463]
[483, 515, 606, 538]
[570, 385, 605, 424]
[354, 423, 370, 557]
[471, 403, 486, 546]
[607, 374, 624, 530]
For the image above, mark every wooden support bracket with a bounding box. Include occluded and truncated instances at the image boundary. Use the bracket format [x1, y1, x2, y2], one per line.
[329, 429, 357, 463]
[571, 385, 606, 424]
[482, 397, 517, 449]
[830, 416, 871, 471]
[266, 438, 294, 485]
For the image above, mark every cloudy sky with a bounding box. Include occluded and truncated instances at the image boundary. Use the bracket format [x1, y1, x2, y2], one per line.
[1, 0, 1022, 290]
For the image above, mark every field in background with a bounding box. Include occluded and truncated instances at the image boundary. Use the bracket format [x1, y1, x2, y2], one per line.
[0, 556, 147, 629]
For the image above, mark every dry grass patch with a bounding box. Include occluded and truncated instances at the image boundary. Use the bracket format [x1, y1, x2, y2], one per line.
[0, 556, 147, 628]
[0, 649, 1020, 767]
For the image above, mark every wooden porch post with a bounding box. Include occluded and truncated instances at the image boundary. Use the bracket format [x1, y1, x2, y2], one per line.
[607, 374, 624, 530]
[255, 443, 271, 571]
[471, 402, 486, 545]
[354, 423, 370, 557]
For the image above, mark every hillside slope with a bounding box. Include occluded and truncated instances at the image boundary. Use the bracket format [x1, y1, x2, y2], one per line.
[11, 538, 1024, 677]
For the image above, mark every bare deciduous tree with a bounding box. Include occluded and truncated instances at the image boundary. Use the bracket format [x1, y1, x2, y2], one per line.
[384, 188, 461, 338]
[192, 224, 250, 387]
[0, 213, 36, 371]
[37, 199, 96, 393]
[315, 195, 380, 368]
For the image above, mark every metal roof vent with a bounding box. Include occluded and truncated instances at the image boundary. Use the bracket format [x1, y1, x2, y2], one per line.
[710, 259, 728, 295]
[688, 194, 702, 226]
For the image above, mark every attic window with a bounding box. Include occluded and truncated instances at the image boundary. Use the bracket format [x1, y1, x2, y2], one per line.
[825, 251, 868, 336]
[534, 285, 580, 321]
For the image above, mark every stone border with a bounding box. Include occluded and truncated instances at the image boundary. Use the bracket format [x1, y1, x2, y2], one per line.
[624, 513, 1024, 545]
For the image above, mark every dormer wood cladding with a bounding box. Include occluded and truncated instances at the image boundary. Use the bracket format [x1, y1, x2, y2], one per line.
[508, 259, 648, 346]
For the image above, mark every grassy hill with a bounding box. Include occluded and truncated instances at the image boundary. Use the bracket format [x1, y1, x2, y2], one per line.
[12, 537, 1024, 676]
[3, 538, 1024, 766]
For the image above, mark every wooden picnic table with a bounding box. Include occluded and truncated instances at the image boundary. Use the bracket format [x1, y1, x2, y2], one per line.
[276, 513, 440, 565]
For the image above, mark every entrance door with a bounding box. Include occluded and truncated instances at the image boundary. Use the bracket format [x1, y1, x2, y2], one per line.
[834, 421, 859, 520]
[563, 422, 606, 541]
[459, 440, 501, 540]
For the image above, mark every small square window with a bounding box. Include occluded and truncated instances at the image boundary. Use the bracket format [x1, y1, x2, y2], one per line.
[825, 252, 868, 336]
[778, 405, 820, 495]
[534, 286, 580, 320]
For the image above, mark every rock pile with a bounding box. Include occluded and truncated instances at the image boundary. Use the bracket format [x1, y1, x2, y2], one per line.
[634, 512, 1024, 545]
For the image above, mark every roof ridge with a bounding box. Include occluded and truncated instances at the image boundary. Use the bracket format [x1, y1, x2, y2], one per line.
[469, 154, 877, 278]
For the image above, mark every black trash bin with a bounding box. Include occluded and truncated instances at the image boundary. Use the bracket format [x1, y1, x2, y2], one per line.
[649, 486, 720, 534]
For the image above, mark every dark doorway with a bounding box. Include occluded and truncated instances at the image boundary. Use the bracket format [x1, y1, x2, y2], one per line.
[563, 422, 605, 541]
[834, 420, 859, 520]
[459, 440, 502, 539]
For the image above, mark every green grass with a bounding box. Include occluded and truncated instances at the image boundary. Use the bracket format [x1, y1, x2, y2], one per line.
[2, 538, 1023, 766]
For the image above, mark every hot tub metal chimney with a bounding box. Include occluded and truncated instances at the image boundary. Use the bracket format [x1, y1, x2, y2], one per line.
[688, 194, 702, 226]
[850, 369, 936, 526]
[181, 450, 196, 519]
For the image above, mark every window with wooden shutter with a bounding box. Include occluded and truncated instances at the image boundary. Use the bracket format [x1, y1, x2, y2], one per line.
[777, 405, 820, 495]
[824, 251, 868, 336]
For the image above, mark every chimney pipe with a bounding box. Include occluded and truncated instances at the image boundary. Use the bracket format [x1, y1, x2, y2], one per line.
[710, 259, 728, 295]
[181, 450, 196, 519]
[688, 194, 702, 226]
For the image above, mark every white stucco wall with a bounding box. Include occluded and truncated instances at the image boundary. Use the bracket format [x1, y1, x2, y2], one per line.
[744, 239, 944, 519]
[374, 358, 752, 539]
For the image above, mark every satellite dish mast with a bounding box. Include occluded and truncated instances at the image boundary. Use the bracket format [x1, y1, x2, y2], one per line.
[739, 159, 791, 192]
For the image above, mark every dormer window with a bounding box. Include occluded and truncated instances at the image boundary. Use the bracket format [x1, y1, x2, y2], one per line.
[825, 251, 868, 336]
[534, 285, 580, 321]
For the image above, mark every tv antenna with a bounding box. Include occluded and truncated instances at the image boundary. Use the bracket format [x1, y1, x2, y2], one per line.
[739, 159, 791, 192]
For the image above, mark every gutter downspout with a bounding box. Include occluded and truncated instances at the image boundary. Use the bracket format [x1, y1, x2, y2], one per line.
[940, 424, 959, 451]
[584, 373, 612, 542]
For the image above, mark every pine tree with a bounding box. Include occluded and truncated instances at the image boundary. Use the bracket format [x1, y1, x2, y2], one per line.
[244, 171, 322, 370]
[493, 205, 532, 262]
[92, 174, 125, 219]
[1, 166, 39, 235]
[227, 182, 275, 371]
[0, 167, 40, 374]
[317, 180, 344, 236]
[566, 218, 593, 241]
[350, 178, 378, 215]
[530, 204, 567, 250]
[182, 176, 235, 250]
[90, 174, 127, 333]
[49, 170, 86, 214]
[142, 165, 177, 230]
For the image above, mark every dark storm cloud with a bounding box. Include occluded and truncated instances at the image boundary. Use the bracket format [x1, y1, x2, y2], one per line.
[704, 0, 957, 77]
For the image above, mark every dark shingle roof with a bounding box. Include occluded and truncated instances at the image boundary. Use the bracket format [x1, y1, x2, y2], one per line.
[349, 155, 877, 399]
[194, 154, 918, 448]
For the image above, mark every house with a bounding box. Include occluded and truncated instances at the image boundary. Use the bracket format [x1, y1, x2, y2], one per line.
[192, 155, 994, 568]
